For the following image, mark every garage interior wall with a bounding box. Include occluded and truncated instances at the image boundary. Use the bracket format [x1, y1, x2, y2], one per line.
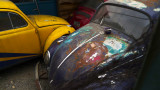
[57, 0, 84, 20]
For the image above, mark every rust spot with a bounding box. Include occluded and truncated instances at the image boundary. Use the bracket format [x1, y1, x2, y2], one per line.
[136, 0, 159, 7]
[66, 45, 73, 55]
[73, 42, 109, 71]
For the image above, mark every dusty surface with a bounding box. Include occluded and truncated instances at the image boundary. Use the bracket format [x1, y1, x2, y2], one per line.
[0, 58, 43, 90]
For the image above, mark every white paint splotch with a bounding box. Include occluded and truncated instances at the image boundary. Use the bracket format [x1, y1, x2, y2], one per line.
[103, 39, 122, 50]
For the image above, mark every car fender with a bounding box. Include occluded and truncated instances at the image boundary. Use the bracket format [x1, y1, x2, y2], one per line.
[44, 26, 75, 53]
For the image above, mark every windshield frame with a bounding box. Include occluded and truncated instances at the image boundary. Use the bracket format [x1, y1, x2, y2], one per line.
[91, 3, 152, 40]
[92, 3, 152, 23]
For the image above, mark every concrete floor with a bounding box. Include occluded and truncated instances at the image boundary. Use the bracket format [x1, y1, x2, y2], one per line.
[0, 58, 42, 90]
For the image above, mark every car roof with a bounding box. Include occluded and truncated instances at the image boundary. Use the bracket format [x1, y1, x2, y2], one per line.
[0, 0, 19, 11]
[104, 0, 160, 19]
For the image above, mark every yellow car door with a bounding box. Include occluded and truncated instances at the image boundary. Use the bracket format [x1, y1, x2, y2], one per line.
[0, 10, 41, 62]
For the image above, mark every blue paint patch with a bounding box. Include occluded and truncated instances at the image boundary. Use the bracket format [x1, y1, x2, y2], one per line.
[68, 26, 93, 38]
[64, 39, 73, 44]
[78, 26, 93, 32]
[0, 53, 37, 58]
[0, 56, 37, 70]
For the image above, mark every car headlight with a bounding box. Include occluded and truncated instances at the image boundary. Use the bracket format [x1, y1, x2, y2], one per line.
[44, 50, 50, 65]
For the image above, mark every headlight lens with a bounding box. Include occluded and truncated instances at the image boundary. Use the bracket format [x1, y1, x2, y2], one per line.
[44, 50, 50, 65]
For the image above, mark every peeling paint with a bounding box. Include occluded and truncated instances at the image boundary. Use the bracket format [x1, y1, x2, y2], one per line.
[116, 0, 147, 9]
[103, 36, 128, 56]
[46, 0, 160, 88]
[74, 41, 109, 71]
[115, 0, 160, 8]
[48, 4, 156, 87]
[70, 26, 93, 37]
[64, 39, 73, 44]
[136, 0, 160, 7]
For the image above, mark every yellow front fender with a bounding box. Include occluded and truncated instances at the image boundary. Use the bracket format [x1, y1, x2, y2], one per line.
[44, 26, 75, 53]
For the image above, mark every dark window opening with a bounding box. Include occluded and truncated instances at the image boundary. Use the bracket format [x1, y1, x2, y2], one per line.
[39, 0, 51, 1]
[0, 12, 12, 31]
[9, 13, 27, 29]
[0, 12, 27, 32]
[92, 5, 150, 39]
[10, 0, 33, 3]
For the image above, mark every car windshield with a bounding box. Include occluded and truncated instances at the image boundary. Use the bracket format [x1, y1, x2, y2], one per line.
[92, 4, 151, 39]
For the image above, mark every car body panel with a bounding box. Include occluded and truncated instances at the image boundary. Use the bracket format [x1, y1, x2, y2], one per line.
[0, 1, 21, 11]
[28, 15, 69, 27]
[47, 0, 160, 89]
[44, 25, 75, 53]
[0, 55, 37, 70]
[28, 15, 75, 49]
[0, 8, 41, 60]
[135, 16, 160, 90]
[48, 23, 137, 88]
[107, 0, 160, 18]
[0, 0, 75, 70]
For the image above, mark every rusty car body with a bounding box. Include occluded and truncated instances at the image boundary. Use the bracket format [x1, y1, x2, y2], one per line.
[43, 0, 160, 89]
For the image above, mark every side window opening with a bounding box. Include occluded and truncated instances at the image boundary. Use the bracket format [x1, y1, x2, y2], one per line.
[0, 12, 12, 31]
[9, 12, 27, 29]
[0, 12, 28, 32]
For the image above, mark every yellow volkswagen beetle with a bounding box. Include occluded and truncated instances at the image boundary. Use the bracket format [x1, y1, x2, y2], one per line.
[0, 0, 75, 70]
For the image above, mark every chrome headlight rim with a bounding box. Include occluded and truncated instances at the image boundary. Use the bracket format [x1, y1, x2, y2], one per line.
[44, 50, 50, 65]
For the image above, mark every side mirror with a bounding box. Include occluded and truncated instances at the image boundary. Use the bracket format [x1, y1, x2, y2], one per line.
[104, 27, 112, 34]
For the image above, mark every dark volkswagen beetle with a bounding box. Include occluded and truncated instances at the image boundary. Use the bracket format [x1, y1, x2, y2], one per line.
[43, 0, 160, 89]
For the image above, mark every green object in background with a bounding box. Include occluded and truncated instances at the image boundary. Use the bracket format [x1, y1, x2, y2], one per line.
[11, 0, 57, 16]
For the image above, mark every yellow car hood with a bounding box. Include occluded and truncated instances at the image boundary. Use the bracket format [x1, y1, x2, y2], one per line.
[28, 15, 70, 27]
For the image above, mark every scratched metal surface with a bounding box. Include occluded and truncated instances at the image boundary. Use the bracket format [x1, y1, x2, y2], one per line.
[48, 23, 142, 89]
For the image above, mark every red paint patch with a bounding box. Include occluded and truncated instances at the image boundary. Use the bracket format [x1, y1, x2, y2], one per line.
[73, 42, 108, 71]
